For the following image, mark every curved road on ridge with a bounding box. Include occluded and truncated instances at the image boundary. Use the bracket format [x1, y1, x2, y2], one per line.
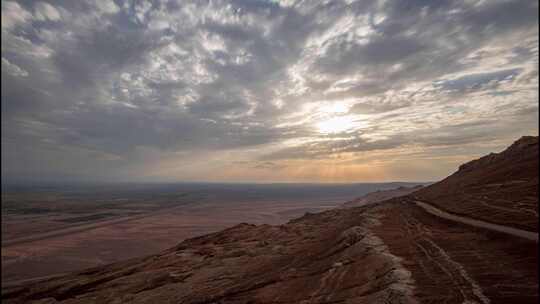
[413, 200, 538, 242]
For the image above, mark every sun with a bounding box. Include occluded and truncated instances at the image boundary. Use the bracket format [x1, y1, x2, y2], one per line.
[316, 115, 358, 134]
[320, 103, 349, 114]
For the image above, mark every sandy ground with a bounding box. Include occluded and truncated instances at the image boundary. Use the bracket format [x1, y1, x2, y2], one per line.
[1, 198, 345, 284]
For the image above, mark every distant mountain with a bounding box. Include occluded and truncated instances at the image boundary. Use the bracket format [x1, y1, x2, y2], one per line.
[3, 137, 538, 304]
[342, 185, 424, 208]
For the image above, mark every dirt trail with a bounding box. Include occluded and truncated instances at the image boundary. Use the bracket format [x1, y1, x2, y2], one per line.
[413, 200, 538, 242]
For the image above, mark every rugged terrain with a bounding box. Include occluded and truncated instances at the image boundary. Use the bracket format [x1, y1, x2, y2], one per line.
[413, 136, 538, 231]
[342, 185, 424, 208]
[2, 136, 538, 304]
[4, 183, 409, 284]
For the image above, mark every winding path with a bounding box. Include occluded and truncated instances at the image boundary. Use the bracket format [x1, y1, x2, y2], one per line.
[413, 200, 538, 242]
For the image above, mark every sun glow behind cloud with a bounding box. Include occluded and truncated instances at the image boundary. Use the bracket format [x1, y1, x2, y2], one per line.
[316, 115, 362, 134]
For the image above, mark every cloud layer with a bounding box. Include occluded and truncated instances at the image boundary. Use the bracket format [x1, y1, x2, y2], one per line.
[2, 0, 538, 183]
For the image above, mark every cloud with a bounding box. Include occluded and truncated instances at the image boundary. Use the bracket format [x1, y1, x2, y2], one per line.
[93, 0, 120, 15]
[2, 57, 29, 77]
[34, 2, 61, 22]
[350, 99, 410, 114]
[1, 1, 32, 30]
[433, 68, 523, 93]
[1, 0, 538, 182]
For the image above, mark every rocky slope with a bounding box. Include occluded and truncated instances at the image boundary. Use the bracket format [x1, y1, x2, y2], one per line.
[413, 136, 538, 231]
[342, 185, 424, 208]
[2, 137, 538, 304]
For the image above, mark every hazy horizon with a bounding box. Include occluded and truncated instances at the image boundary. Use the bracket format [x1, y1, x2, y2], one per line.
[1, 180, 430, 193]
[2, 0, 538, 184]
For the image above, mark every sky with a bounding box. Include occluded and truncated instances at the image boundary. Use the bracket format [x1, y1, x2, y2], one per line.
[1, 0, 538, 184]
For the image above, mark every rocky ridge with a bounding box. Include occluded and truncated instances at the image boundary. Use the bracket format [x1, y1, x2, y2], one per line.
[342, 185, 424, 208]
[414, 136, 538, 231]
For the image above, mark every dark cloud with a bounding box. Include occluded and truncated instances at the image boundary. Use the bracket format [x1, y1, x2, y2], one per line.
[433, 68, 523, 93]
